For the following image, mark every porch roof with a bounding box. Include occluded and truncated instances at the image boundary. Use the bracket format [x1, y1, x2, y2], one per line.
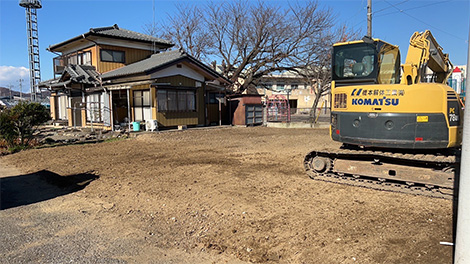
[63, 64, 101, 85]
[39, 64, 100, 90]
[38, 78, 71, 89]
[101, 49, 230, 85]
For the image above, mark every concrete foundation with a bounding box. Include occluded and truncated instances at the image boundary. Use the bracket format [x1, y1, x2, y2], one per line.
[266, 122, 330, 129]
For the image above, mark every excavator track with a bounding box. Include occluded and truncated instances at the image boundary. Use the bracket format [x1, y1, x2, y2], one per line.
[304, 147, 459, 199]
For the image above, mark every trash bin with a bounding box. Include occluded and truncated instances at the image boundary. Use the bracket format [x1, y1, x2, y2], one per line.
[132, 122, 140, 132]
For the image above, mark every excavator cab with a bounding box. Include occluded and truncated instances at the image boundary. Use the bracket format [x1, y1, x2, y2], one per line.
[329, 32, 462, 150]
[332, 38, 401, 85]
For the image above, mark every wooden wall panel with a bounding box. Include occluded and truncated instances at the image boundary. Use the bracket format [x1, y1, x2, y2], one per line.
[89, 46, 99, 69]
[153, 86, 205, 127]
[155, 112, 199, 127]
[49, 94, 57, 120]
[207, 104, 228, 125]
[197, 86, 205, 125]
[97, 45, 152, 73]
[157, 76, 197, 87]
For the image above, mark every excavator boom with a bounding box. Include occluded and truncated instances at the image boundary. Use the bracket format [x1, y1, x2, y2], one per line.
[401, 30, 453, 85]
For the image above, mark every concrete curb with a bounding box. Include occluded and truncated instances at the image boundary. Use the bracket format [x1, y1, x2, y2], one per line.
[266, 122, 330, 129]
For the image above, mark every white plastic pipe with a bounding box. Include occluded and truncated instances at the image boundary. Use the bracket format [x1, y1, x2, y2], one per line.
[454, 18, 470, 264]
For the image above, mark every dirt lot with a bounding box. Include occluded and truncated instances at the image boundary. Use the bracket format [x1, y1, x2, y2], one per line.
[0, 127, 454, 263]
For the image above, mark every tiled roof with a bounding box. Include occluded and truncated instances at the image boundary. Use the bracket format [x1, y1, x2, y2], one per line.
[0, 99, 18, 108]
[39, 65, 100, 89]
[64, 64, 100, 85]
[48, 24, 173, 51]
[101, 49, 185, 79]
[89, 24, 173, 45]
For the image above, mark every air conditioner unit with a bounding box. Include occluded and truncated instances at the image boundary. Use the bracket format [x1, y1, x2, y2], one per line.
[145, 119, 158, 132]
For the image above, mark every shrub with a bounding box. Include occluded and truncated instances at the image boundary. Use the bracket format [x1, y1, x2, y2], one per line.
[0, 101, 51, 149]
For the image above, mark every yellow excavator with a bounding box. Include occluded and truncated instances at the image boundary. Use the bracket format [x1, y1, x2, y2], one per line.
[304, 30, 463, 199]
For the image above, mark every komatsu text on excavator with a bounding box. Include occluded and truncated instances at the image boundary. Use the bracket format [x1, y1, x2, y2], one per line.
[304, 30, 463, 199]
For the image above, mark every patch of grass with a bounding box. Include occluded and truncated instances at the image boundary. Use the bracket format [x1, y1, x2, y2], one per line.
[8, 145, 29, 154]
[103, 137, 125, 143]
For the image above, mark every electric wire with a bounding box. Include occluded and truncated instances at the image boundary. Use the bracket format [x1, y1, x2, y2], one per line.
[344, 0, 366, 22]
[373, 0, 409, 14]
[376, 0, 454, 18]
[383, 0, 466, 42]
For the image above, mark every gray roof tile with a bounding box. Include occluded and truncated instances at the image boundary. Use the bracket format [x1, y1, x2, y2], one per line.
[64, 65, 101, 85]
[39, 65, 100, 89]
[48, 24, 173, 51]
[102, 49, 230, 84]
[90, 24, 173, 45]
[101, 49, 187, 79]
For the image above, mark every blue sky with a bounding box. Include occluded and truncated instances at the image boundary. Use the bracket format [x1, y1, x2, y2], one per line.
[0, 0, 469, 92]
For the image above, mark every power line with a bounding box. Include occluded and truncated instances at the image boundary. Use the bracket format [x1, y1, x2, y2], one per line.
[373, 0, 409, 14]
[383, 0, 466, 42]
[344, 0, 366, 22]
[376, 0, 454, 18]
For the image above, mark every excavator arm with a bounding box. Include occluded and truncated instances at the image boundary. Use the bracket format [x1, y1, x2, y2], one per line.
[401, 30, 453, 85]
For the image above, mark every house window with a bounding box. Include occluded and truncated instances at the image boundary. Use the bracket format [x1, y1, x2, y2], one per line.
[133, 90, 151, 121]
[78, 52, 92, 65]
[86, 93, 104, 122]
[100, 49, 125, 63]
[168, 91, 178, 111]
[277, 83, 285, 91]
[291, 84, 298, 90]
[157, 89, 196, 112]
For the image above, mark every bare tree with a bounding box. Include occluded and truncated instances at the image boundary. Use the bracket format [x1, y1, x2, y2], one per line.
[143, 4, 213, 60]
[146, 0, 359, 100]
[205, 0, 338, 92]
[142, 22, 159, 39]
[298, 25, 361, 124]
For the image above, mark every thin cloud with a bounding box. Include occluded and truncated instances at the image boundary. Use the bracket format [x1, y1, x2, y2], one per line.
[0, 66, 30, 90]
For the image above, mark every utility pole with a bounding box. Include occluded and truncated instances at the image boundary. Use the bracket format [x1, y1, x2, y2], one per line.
[18, 79, 24, 99]
[367, 0, 372, 38]
[7, 84, 13, 99]
[454, 20, 470, 264]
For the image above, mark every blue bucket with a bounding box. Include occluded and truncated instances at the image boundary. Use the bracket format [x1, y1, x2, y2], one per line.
[132, 122, 140, 132]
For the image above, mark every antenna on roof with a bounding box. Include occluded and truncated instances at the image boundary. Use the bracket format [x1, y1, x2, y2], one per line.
[152, 0, 157, 54]
[19, 0, 42, 101]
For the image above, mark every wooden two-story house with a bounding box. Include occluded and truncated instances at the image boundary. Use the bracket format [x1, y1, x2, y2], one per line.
[40, 24, 229, 130]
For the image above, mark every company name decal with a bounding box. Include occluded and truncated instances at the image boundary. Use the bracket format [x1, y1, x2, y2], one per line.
[350, 88, 405, 106]
[352, 97, 399, 106]
[351, 88, 406, 97]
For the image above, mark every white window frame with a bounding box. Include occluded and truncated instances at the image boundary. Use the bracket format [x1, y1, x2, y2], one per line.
[133, 90, 152, 121]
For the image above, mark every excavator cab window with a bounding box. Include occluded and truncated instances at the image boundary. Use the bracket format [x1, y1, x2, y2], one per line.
[332, 41, 401, 86]
[377, 43, 401, 84]
[333, 43, 378, 83]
